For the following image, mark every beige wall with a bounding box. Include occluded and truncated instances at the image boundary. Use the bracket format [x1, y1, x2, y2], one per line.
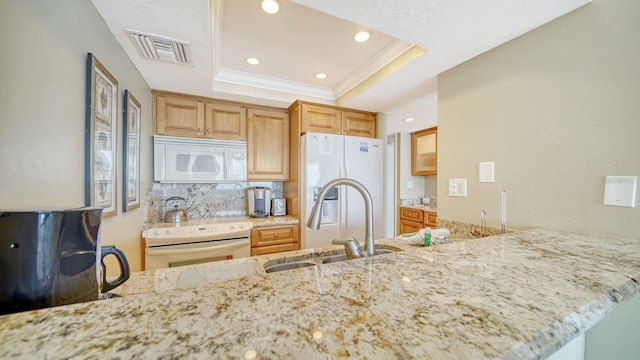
[438, 0, 640, 238]
[0, 0, 152, 271]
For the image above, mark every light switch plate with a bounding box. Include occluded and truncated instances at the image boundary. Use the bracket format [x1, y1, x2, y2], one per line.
[449, 179, 468, 197]
[603, 176, 637, 207]
[479, 162, 495, 183]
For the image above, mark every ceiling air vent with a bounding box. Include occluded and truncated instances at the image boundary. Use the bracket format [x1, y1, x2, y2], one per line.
[125, 28, 192, 65]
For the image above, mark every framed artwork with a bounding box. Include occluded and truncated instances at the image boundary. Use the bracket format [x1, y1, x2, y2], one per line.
[123, 90, 141, 212]
[85, 53, 118, 218]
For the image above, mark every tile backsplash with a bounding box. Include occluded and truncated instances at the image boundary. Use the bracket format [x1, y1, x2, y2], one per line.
[143, 182, 283, 228]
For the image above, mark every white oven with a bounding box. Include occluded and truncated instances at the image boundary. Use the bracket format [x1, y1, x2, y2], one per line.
[142, 219, 252, 270]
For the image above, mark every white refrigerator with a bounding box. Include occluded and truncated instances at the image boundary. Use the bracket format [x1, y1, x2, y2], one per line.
[301, 133, 383, 249]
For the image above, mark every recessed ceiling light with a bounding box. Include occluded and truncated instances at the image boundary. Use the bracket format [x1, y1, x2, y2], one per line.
[315, 73, 327, 79]
[261, 0, 280, 14]
[404, 117, 415, 122]
[245, 57, 260, 65]
[354, 30, 371, 43]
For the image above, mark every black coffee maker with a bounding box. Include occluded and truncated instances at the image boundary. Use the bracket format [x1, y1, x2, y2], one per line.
[0, 208, 130, 315]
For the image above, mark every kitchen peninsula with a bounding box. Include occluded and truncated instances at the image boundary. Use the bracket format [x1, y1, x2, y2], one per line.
[1, 229, 639, 359]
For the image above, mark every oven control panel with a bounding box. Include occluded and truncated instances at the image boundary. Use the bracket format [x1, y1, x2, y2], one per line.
[142, 221, 252, 245]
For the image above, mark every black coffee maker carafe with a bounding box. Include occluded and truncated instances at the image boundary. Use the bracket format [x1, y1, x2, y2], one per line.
[0, 208, 130, 315]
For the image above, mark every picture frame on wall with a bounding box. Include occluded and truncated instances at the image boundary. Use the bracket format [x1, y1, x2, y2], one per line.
[123, 90, 141, 212]
[85, 52, 118, 218]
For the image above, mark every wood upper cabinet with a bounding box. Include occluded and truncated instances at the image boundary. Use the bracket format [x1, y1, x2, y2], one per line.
[342, 111, 377, 138]
[154, 92, 205, 138]
[411, 126, 437, 175]
[153, 91, 246, 141]
[300, 103, 342, 134]
[293, 101, 377, 138]
[247, 108, 290, 181]
[204, 102, 246, 141]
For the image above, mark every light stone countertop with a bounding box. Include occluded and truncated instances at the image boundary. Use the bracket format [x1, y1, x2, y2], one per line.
[1, 228, 639, 359]
[248, 215, 299, 227]
[401, 204, 438, 213]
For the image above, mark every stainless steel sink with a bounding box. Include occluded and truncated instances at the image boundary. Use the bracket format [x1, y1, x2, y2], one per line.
[264, 261, 317, 273]
[263, 245, 401, 273]
[322, 248, 395, 264]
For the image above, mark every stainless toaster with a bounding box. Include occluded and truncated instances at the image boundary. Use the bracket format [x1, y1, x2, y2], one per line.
[271, 198, 286, 216]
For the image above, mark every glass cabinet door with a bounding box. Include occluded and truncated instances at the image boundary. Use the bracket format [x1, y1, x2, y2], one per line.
[411, 127, 437, 175]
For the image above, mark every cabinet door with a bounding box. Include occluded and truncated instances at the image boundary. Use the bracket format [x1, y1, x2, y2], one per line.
[247, 108, 290, 180]
[411, 127, 437, 175]
[204, 102, 246, 141]
[300, 104, 341, 135]
[155, 94, 204, 137]
[399, 219, 423, 235]
[343, 111, 376, 138]
[425, 212, 437, 228]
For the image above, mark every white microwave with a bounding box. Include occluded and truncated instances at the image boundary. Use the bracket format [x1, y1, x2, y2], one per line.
[153, 135, 247, 183]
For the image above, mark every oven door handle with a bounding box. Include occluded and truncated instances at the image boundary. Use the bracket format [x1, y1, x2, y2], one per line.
[146, 239, 250, 256]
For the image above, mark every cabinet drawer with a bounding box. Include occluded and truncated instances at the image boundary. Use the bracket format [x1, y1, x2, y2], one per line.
[251, 242, 298, 256]
[400, 208, 423, 222]
[251, 225, 298, 247]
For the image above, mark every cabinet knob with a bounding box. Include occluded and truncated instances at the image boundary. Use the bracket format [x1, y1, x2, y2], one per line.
[197, 128, 203, 132]
[206, 128, 211, 133]
[274, 233, 279, 238]
[249, 170, 254, 174]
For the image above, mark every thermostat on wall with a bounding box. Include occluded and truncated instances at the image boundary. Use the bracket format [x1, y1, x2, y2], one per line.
[603, 176, 637, 208]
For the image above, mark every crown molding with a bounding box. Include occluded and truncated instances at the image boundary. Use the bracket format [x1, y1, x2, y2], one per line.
[336, 45, 427, 106]
[214, 68, 336, 100]
[334, 39, 421, 98]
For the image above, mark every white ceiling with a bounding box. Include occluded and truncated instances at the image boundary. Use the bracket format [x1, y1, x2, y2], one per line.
[91, 0, 590, 124]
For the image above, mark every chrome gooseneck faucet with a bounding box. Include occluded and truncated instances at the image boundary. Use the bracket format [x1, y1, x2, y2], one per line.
[306, 178, 374, 258]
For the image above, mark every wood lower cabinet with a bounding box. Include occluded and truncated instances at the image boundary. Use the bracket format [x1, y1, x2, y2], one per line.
[425, 211, 437, 228]
[289, 101, 377, 138]
[153, 91, 246, 141]
[399, 218, 423, 235]
[398, 207, 437, 235]
[251, 225, 299, 256]
[399, 208, 424, 235]
[247, 108, 290, 181]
